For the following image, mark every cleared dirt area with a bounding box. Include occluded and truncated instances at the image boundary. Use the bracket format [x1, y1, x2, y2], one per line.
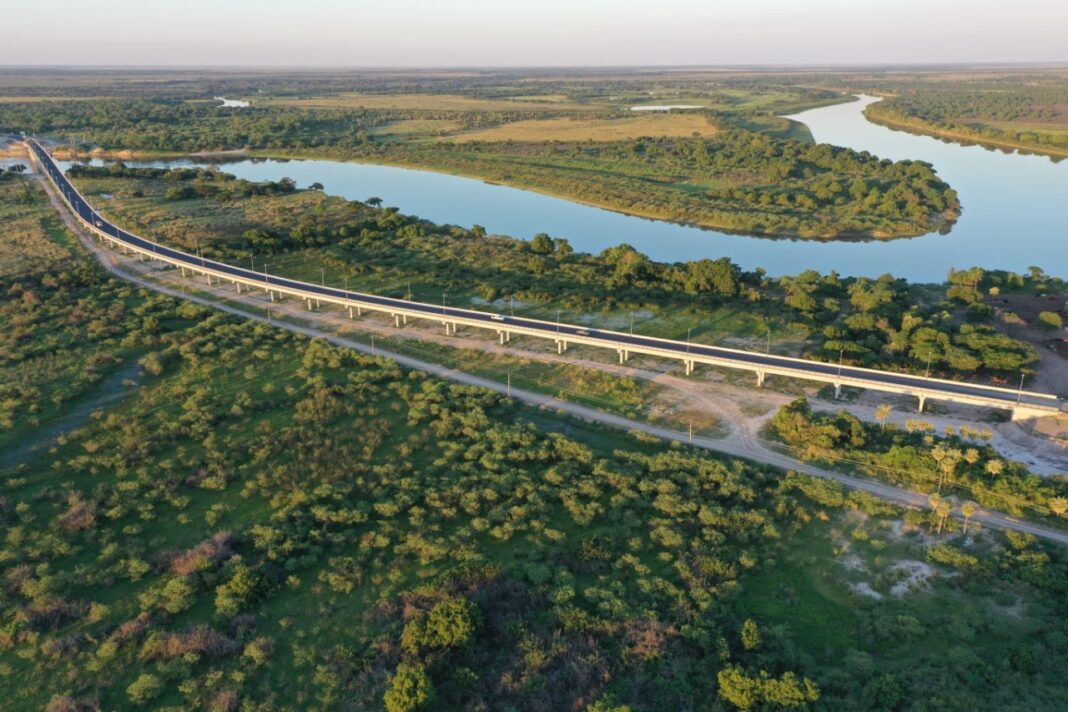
[451, 113, 720, 142]
[986, 292, 1068, 396]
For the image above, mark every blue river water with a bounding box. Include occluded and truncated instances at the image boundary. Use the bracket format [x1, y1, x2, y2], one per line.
[61, 95, 1068, 282]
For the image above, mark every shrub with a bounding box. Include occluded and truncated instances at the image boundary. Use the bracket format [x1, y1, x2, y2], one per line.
[1037, 311, 1063, 330]
[401, 598, 478, 655]
[384, 664, 434, 712]
[126, 673, 163, 705]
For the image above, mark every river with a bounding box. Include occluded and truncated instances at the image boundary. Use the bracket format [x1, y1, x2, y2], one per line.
[64, 95, 1068, 282]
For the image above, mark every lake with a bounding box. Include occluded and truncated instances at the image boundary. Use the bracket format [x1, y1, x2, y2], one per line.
[63, 95, 1068, 282]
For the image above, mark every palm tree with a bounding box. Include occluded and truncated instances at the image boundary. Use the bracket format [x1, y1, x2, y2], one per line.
[928, 493, 942, 533]
[936, 502, 952, 535]
[985, 459, 1005, 477]
[1049, 497, 1068, 518]
[961, 501, 977, 534]
[875, 404, 892, 429]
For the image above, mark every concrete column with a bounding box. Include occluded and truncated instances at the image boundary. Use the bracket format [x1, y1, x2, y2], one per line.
[180, 266, 186, 278]
[918, 394, 926, 413]
[269, 291, 275, 302]
[756, 370, 766, 388]
[316, 298, 321, 309]
[348, 306, 353, 319]
[499, 331, 505, 344]
[235, 282, 241, 294]
[394, 314, 401, 327]
[307, 298, 313, 311]
[138, 252, 144, 262]
[556, 340, 563, 354]
[205, 274, 212, 286]
[402, 314, 407, 325]
[618, 349, 627, 364]
[834, 383, 842, 399]
[356, 306, 362, 317]
[505, 331, 511, 343]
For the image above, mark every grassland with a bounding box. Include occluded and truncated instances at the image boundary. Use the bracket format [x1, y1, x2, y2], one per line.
[451, 112, 720, 142]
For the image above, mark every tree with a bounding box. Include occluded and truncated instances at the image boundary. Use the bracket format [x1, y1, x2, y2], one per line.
[741, 619, 762, 651]
[961, 501, 977, 534]
[936, 502, 952, 535]
[931, 446, 963, 492]
[384, 664, 434, 712]
[470, 224, 487, 239]
[530, 232, 554, 254]
[401, 598, 478, 655]
[874, 404, 892, 429]
[985, 459, 1005, 477]
[365, 196, 383, 207]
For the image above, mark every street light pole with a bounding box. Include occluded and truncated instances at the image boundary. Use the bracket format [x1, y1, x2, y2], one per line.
[686, 327, 692, 354]
[1017, 372, 1026, 404]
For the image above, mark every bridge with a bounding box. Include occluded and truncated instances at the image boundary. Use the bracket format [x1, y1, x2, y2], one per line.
[27, 139, 1066, 422]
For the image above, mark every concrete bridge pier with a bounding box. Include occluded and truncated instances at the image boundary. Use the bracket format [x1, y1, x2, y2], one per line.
[834, 383, 842, 399]
[180, 266, 186, 278]
[618, 349, 629, 364]
[918, 394, 927, 413]
[269, 291, 275, 302]
[235, 281, 242, 294]
[684, 360, 694, 376]
[393, 314, 401, 327]
[556, 340, 568, 354]
[756, 370, 766, 388]
[306, 298, 314, 311]
[348, 306, 354, 319]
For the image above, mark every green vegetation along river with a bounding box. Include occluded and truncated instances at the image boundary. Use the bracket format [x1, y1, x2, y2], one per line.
[65, 96, 1068, 282]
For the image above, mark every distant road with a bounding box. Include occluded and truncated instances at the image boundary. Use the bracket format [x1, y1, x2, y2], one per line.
[30, 163, 1068, 547]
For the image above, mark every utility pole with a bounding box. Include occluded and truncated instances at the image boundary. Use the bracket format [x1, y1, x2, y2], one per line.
[1017, 372, 1026, 404]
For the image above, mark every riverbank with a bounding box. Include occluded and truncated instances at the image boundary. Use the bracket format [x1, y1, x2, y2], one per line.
[245, 133, 959, 241]
[863, 106, 1068, 161]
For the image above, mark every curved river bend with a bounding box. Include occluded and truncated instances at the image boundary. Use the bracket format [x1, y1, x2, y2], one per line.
[69, 95, 1068, 282]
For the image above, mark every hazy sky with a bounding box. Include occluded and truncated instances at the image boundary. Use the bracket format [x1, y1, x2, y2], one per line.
[5, 0, 1066, 66]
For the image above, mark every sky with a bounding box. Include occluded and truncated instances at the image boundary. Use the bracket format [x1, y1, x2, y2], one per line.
[3, 0, 1066, 67]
